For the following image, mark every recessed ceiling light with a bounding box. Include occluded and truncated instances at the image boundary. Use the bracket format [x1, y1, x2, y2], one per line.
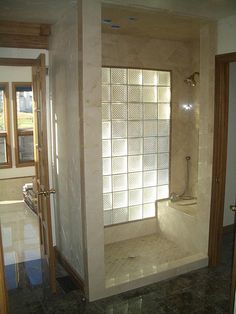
[103, 19, 112, 24]
[128, 17, 137, 21]
[111, 24, 121, 29]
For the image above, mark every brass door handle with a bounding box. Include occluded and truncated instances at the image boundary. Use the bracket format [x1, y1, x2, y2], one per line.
[230, 204, 236, 212]
[37, 189, 56, 197]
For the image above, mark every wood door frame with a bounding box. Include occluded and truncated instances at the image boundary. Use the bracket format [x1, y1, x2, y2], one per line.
[0, 57, 56, 292]
[209, 52, 236, 266]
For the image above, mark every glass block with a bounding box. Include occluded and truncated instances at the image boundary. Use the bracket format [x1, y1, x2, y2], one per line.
[113, 191, 128, 208]
[103, 176, 112, 193]
[112, 139, 127, 156]
[143, 171, 157, 187]
[158, 87, 171, 102]
[128, 172, 142, 189]
[144, 137, 157, 154]
[129, 205, 142, 221]
[129, 189, 142, 206]
[144, 121, 157, 137]
[112, 156, 127, 174]
[158, 71, 170, 86]
[113, 207, 128, 224]
[112, 121, 127, 138]
[0, 137, 7, 163]
[143, 154, 157, 170]
[102, 85, 110, 102]
[157, 153, 169, 169]
[158, 103, 170, 120]
[128, 69, 142, 85]
[128, 103, 142, 120]
[128, 155, 142, 172]
[157, 136, 169, 153]
[102, 68, 110, 84]
[103, 193, 112, 210]
[102, 140, 111, 157]
[104, 210, 112, 226]
[103, 158, 111, 175]
[128, 121, 143, 137]
[157, 185, 169, 200]
[111, 68, 127, 84]
[128, 138, 143, 155]
[158, 120, 169, 136]
[128, 86, 142, 102]
[143, 87, 157, 102]
[102, 103, 110, 120]
[143, 70, 157, 85]
[111, 103, 127, 120]
[102, 121, 111, 139]
[143, 203, 156, 218]
[143, 187, 157, 203]
[158, 169, 169, 185]
[18, 135, 34, 161]
[144, 103, 157, 119]
[111, 85, 127, 102]
[113, 174, 127, 192]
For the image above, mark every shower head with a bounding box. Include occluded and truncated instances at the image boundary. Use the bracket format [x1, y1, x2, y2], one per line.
[184, 72, 199, 87]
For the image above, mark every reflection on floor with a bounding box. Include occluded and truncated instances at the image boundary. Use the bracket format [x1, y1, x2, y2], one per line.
[105, 234, 192, 287]
[0, 200, 41, 266]
[5, 231, 233, 313]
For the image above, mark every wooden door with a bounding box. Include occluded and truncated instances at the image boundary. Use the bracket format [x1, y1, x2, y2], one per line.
[0, 223, 8, 314]
[32, 54, 56, 292]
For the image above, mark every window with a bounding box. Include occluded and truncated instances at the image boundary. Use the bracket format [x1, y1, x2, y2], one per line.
[12, 83, 34, 166]
[102, 67, 171, 226]
[0, 83, 11, 168]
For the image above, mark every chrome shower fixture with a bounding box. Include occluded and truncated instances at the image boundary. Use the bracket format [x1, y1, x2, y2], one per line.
[184, 72, 200, 87]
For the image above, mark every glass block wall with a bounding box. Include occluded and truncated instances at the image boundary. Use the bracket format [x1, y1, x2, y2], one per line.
[102, 67, 171, 226]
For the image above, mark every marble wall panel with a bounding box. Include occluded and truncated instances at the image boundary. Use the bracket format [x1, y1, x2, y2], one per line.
[49, 2, 84, 279]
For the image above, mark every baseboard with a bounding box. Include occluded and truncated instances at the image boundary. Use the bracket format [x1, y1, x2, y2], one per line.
[222, 224, 234, 234]
[54, 246, 85, 293]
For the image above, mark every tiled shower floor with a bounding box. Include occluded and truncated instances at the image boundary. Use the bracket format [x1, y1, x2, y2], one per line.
[105, 234, 193, 287]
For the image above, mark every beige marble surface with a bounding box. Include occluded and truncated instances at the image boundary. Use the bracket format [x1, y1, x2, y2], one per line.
[105, 233, 203, 288]
[49, 1, 85, 279]
[0, 200, 40, 266]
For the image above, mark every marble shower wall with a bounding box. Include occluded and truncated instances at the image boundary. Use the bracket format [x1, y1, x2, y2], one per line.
[102, 33, 200, 239]
[49, 3, 84, 279]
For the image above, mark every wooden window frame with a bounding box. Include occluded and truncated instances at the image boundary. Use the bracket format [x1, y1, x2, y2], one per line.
[12, 82, 34, 167]
[0, 82, 11, 169]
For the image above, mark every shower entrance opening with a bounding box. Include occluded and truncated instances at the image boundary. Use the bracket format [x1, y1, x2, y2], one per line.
[101, 67, 171, 226]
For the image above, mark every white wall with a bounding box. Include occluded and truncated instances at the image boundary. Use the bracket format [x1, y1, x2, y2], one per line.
[0, 66, 35, 179]
[217, 14, 236, 54]
[223, 62, 236, 226]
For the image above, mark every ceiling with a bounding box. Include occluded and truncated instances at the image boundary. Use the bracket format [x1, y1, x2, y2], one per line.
[0, 0, 235, 42]
[103, 0, 236, 20]
[102, 5, 208, 41]
[0, 0, 236, 25]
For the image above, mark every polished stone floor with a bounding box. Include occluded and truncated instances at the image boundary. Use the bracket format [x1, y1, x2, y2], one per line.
[0, 200, 41, 266]
[4, 230, 233, 313]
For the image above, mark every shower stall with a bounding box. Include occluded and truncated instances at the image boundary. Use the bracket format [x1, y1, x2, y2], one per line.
[101, 62, 205, 292]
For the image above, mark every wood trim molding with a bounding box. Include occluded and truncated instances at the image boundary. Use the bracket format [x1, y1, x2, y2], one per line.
[208, 52, 236, 267]
[0, 21, 51, 49]
[0, 58, 38, 67]
[0, 223, 8, 314]
[54, 247, 85, 293]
